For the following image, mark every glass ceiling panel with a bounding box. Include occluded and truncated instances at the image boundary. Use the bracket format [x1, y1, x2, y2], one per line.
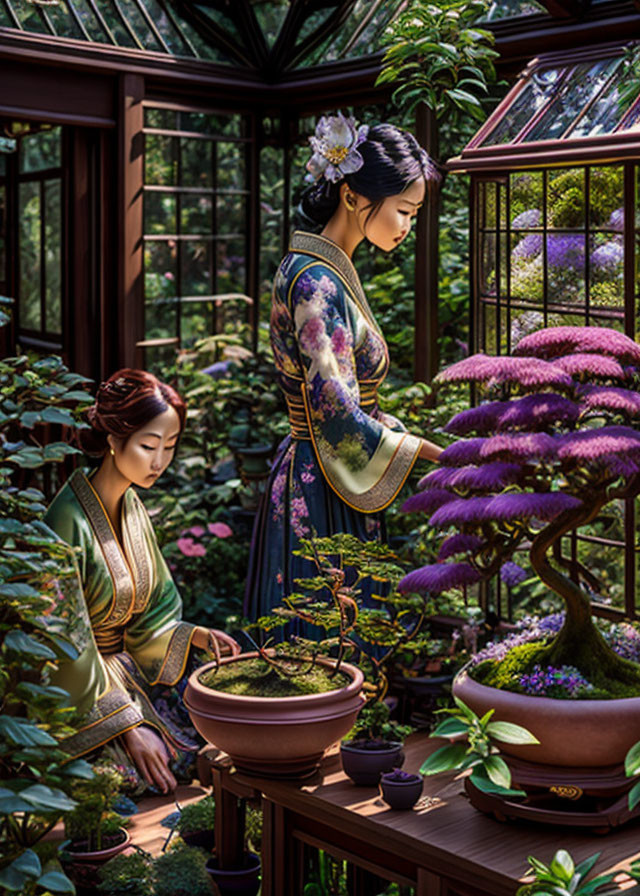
[477, 53, 640, 149]
[299, 0, 406, 67]
[481, 0, 546, 21]
[0, 0, 230, 61]
[251, 0, 289, 48]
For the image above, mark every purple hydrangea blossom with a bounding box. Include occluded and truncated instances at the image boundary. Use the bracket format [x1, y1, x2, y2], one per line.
[604, 622, 640, 663]
[398, 562, 482, 594]
[609, 208, 624, 232]
[401, 489, 456, 514]
[419, 462, 522, 493]
[513, 325, 640, 365]
[512, 233, 543, 260]
[479, 432, 558, 462]
[438, 534, 485, 561]
[512, 208, 542, 229]
[437, 354, 572, 390]
[547, 233, 585, 270]
[500, 561, 528, 587]
[555, 353, 626, 380]
[591, 239, 623, 271]
[471, 613, 565, 665]
[439, 438, 486, 467]
[519, 664, 594, 698]
[580, 385, 640, 417]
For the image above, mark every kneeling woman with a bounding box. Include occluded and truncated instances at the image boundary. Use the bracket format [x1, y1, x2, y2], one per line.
[45, 369, 239, 792]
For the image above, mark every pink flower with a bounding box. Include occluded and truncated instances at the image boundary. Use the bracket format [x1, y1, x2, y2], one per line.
[207, 522, 233, 538]
[164, 271, 174, 281]
[177, 537, 206, 557]
[189, 525, 206, 537]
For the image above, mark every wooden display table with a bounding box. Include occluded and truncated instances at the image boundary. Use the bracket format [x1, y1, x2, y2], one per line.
[208, 733, 640, 896]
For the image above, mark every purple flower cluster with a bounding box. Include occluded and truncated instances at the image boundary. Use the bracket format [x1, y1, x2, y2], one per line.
[591, 239, 623, 271]
[438, 533, 484, 561]
[512, 208, 542, 229]
[604, 622, 640, 663]
[471, 613, 564, 666]
[398, 561, 482, 594]
[555, 352, 626, 380]
[428, 492, 580, 527]
[500, 561, 528, 587]
[419, 462, 522, 493]
[546, 234, 585, 271]
[519, 664, 594, 698]
[580, 385, 640, 417]
[401, 488, 455, 514]
[439, 438, 486, 467]
[609, 208, 624, 232]
[480, 432, 558, 462]
[436, 354, 572, 390]
[513, 325, 640, 366]
[512, 233, 543, 260]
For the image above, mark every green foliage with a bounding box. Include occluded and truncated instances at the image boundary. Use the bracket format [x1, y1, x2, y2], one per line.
[377, 0, 499, 123]
[63, 764, 126, 852]
[516, 850, 619, 896]
[97, 850, 155, 896]
[625, 739, 640, 811]
[346, 701, 412, 745]
[176, 795, 215, 835]
[420, 696, 538, 797]
[153, 842, 215, 896]
[0, 300, 95, 895]
[245, 804, 262, 854]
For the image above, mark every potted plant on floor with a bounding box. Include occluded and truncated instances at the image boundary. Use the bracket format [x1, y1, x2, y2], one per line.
[154, 842, 216, 896]
[97, 850, 155, 896]
[175, 794, 216, 850]
[399, 325, 640, 826]
[205, 803, 262, 896]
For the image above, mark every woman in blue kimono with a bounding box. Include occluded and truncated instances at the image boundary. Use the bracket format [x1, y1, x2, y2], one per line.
[245, 116, 442, 622]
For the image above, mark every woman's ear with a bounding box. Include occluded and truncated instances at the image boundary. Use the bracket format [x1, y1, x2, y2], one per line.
[106, 434, 118, 457]
[340, 182, 357, 212]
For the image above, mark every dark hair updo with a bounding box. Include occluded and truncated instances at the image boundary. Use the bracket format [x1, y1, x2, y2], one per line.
[78, 368, 186, 457]
[298, 122, 440, 231]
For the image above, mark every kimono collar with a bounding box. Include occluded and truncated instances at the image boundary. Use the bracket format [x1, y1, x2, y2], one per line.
[290, 231, 382, 335]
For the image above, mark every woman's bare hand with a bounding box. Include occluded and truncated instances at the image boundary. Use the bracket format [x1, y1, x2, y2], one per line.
[121, 726, 176, 793]
[192, 626, 242, 659]
[418, 439, 443, 462]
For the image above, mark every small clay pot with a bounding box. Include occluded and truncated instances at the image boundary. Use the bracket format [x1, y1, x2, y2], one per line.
[340, 740, 405, 787]
[206, 852, 261, 896]
[380, 772, 423, 810]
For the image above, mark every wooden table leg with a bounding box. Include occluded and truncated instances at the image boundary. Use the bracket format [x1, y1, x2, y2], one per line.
[212, 768, 245, 869]
[418, 868, 446, 896]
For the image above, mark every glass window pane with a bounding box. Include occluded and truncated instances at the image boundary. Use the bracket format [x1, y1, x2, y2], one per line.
[252, 0, 289, 48]
[145, 241, 177, 301]
[548, 168, 585, 229]
[20, 127, 61, 174]
[181, 299, 212, 344]
[144, 297, 177, 340]
[260, 145, 285, 303]
[547, 232, 586, 305]
[480, 67, 564, 146]
[19, 182, 41, 331]
[510, 172, 543, 228]
[181, 194, 213, 234]
[590, 231, 624, 315]
[217, 142, 245, 191]
[217, 238, 246, 294]
[589, 166, 623, 229]
[112, 0, 164, 51]
[217, 193, 245, 237]
[481, 0, 546, 19]
[45, 0, 86, 39]
[145, 107, 177, 130]
[12, 0, 49, 33]
[145, 134, 178, 185]
[44, 179, 61, 335]
[571, 67, 638, 138]
[511, 233, 543, 302]
[92, 0, 138, 47]
[525, 58, 621, 143]
[182, 239, 212, 297]
[143, 0, 195, 56]
[145, 192, 176, 235]
[181, 138, 212, 189]
[70, 0, 112, 41]
[482, 301, 497, 355]
[480, 232, 497, 296]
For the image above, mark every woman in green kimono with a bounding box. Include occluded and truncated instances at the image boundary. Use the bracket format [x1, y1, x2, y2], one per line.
[245, 116, 442, 622]
[46, 369, 239, 793]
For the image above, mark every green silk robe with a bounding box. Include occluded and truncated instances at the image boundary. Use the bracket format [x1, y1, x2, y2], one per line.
[45, 469, 197, 758]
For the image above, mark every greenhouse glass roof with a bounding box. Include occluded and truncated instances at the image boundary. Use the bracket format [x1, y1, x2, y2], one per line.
[448, 44, 640, 171]
[0, 0, 408, 72]
[481, 0, 547, 22]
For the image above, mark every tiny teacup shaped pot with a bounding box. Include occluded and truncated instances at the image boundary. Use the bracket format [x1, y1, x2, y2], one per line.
[340, 740, 405, 787]
[379, 769, 423, 810]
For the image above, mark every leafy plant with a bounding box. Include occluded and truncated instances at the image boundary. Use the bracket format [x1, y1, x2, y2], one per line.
[377, 0, 499, 123]
[153, 841, 215, 896]
[97, 850, 155, 896]
[176, 794, 215, 836]
[420, 697, 538, 797]
[516, 850, 619, 896]
[0, 297, 96, 894]
[346, 702, 411, 746]
[625, 739, 640, 811]
[63, 764, 127, 852]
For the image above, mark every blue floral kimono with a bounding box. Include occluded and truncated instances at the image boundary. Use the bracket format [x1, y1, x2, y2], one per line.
[244, 231, 422, 621]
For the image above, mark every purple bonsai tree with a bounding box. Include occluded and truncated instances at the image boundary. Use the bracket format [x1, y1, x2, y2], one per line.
[399, 326, 640, 694]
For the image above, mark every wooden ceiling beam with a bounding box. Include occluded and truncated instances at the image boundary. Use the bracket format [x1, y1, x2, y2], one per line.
[539, 0, 591, 17]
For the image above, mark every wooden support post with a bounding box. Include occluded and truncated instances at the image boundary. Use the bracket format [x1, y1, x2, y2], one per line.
[414, 102, 441, 384]
[116, 73, 144, 370]
[212, 768, 245, 869]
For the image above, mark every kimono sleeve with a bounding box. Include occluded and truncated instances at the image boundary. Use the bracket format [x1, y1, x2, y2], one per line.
[290, 263, 421, 513]
[123, 493, 196, 687]
[43, 495, 144, 758]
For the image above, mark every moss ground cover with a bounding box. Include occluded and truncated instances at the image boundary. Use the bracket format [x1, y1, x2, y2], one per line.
[199, 657, 348, 697]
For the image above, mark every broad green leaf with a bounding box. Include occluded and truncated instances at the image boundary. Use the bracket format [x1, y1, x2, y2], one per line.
[628, 779, 640, 811]
[486, 720, 539, 745]
[469, 768, 526, 798]
[0, 789, 36, 812]
[0, 717, 58, 747]
[549, 851, 574, 884]
[41, 407, 76, 426]
[12, 849, 41, 877]
[431, 717, 469, 738]
[483, 755, 512, 790]
[452, 695, 476, 722]
[21, 784, 76, 812]
[573, 853, 600, 880]
[420, 742, 468, 775]
[0, 863, 29, 891]
[625, 739, 640, 776]
[4, 630, 57, 659]
[37, 869, 76, 893]
[0, 582, 40, 599]
[61, 758, 94, 779]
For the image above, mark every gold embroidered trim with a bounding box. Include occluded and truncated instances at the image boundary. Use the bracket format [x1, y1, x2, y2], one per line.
[61, 688, 143, 757]
[124, 491, 153, 613]
[70, 471, 134, 627]
[154, 623, 196, 686]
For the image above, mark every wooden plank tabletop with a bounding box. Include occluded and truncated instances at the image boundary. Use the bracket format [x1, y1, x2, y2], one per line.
[236, 734, 640, 895]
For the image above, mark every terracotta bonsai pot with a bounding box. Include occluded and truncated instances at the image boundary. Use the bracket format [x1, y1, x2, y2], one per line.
[454, 668, 640, 767]
[64, 827, 130, 863]
[206, 852, 260, 896]
[184, 653, 364, 778]
[340, 740, 405, 786]
[380, 772, 423, 810]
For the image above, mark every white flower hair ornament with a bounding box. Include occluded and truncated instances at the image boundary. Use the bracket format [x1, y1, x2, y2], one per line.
[306, 114, 369, 184]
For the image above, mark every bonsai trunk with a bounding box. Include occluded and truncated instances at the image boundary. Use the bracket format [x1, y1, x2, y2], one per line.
[530, 500, 640, 686]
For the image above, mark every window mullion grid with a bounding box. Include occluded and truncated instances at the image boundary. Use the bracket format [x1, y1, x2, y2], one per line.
[211, 139, 218, 335]
[585, 166, 590, 326]
[624, 161, 637, 619]
[176, 133, 182, 348]
[64, 0, 93, 42]
[82, 0, 118, 43]
[542, 169, 548, 327]
[505, 175, 512, 356]
[39, 178, 45, 337]
[2, 0, 21, 29]
[129, 0, 171, 54]
[496, 182, 501, 357]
